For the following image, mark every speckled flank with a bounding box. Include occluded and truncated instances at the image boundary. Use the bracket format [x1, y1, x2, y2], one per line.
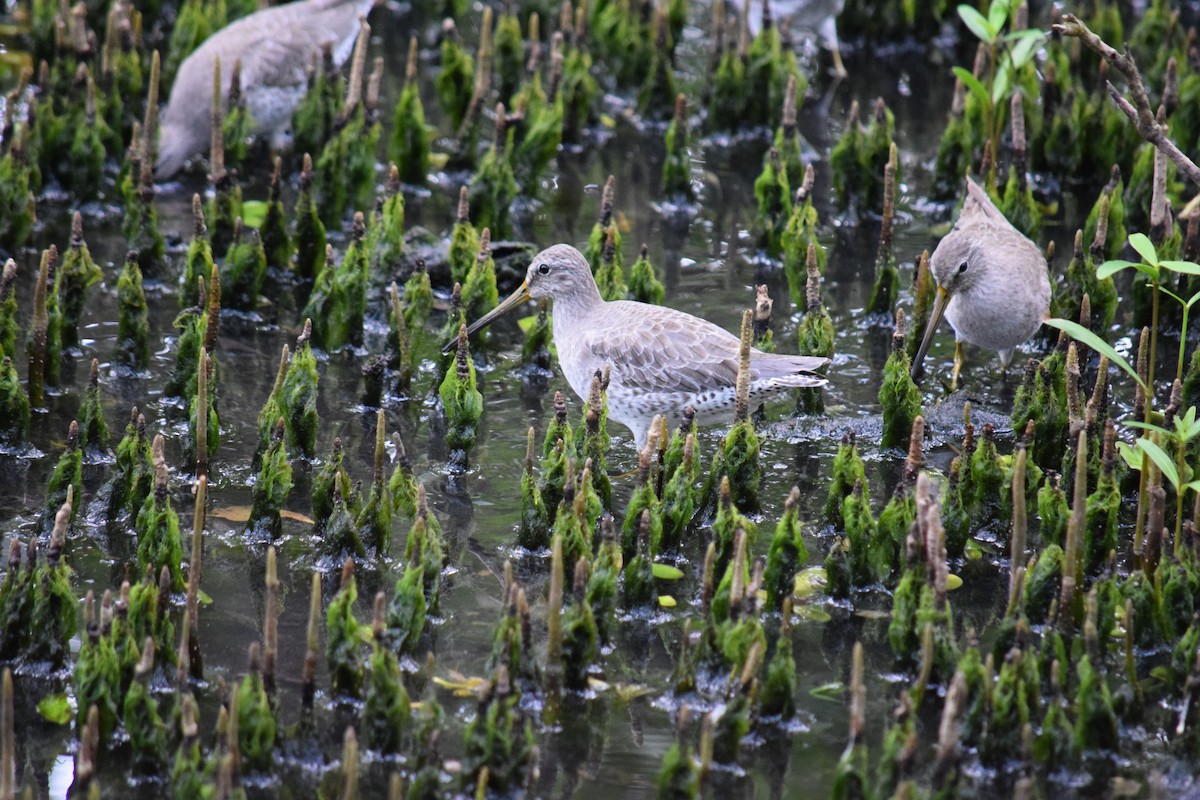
[518, 244, 830, 446]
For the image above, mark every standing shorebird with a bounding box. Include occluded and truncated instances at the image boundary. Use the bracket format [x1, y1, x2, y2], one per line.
[156, 0, 376, 179]
[455, 244, 829, 446]
[911, 177, 1051, 388]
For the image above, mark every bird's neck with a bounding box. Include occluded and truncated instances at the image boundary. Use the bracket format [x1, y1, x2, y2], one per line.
[550, 281, 604, 326]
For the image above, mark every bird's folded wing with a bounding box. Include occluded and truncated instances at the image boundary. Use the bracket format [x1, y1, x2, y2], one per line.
[584, 314, 740, 395]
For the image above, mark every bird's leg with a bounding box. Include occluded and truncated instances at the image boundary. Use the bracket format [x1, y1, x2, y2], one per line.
[950, 341, 964, 391]
[820, 17, 848, 79]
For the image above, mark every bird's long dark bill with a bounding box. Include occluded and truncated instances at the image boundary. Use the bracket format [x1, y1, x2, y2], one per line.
[441, 282, 532, 353]
[910, 286, 950, 381]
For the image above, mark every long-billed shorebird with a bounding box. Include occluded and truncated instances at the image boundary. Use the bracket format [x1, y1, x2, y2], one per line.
[156, 0, 376, 179]
[455, 244, 829, 447]
[911, 177, 1051, 388]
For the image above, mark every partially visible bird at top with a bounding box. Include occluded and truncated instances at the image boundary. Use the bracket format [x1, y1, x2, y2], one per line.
[747, 0, 847, 78]
[155, 0, 377, 179]
[451, 244, 830, 448]
[911, 176, 1051, 389]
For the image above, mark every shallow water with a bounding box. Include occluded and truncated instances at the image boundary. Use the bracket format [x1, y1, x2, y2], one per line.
[0, 2, 1190, 798]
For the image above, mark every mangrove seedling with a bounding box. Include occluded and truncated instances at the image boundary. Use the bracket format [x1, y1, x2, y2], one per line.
[291, 154, 327, 287]
[764, 487, 808, 611]
[56, 212, 101, 351]
[281, 320, 319, 458]
[124, 639, 168, 774]
[221, 217, 267, 312]
[880, 309, 922, 450]
[462, 229, 500, 348]
[236, 643, 276, 772]
[0, 358, 28, 447]
[247, 418, 293, 540]
[262, 157, 292, 270]
[469, 103, 518, 240]
[44, 420, 82, 532]
[823, 431, 867, 528]
[180, 195, 215, 310]
[135, 441, 184, 589]
[561, 557, 600, 691]
[390, 37, 431, 186]
[291, 43, 342, 161]
[628, 243, 666, 306]
[622, 425, 665, 561]
[388, 432, 419, 520]
[115, 250, 150, 370]
[754, 148, 790, 258]
[327, 557, 366, 699]
[519, 428, 550, 550]
[782, 164, 827, 301]
[461, 665, 536, 794]
[865, 144, 900, 317]
[436, 19, 475, 132]
[796, 244, 834, 414]
[305, 214, 370, 350]
[440, 325, 485, 466]
[355, 411, 394, 555]
[366, 592, 411, 754]
[0, 260, 15, 360]
[623, 511, 658, 610]
[585, 176, 623, 276]
[662, 94, 694, 200]
[830, 98, 897, 215]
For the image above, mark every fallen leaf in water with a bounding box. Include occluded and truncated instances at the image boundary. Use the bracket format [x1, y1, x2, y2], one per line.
[210, 506, 313, 525]
[433, 673, 488, 697]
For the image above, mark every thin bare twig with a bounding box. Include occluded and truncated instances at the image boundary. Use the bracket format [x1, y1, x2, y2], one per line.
[1054, 13, 1200, 187]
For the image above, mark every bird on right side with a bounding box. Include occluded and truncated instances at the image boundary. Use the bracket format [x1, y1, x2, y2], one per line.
[911, 176, 1051, 389]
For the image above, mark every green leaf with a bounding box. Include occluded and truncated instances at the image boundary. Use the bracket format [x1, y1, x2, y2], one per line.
[794, 566, 828, 599]
[986, 0, 1010, 34]
[1009, 33, 1042, 69]
[657, 595, 677, 608]
[952, 66, 990, 109]
[1138, 437, 1180, 489]
[947, 573, 964, 590]
[1123, 420, 1170, 435]
[1182, 480, 1200, 495]
[651, 563, 684, 580]
[1097, 259, 1140, 279]
[1134, 262, 1161, 280]
[1158, 260, 1200, 276]
[991, 60, 1012, 106]
[1116, 441, 1143, 471]
[1129, 232, 1158, 266]
[37, 693, 71, 725]
[1043, 318, 1146, 392]
[795, 605, 832, 622]
[1004, 27, 1043, 42]
[240, 200, 268, 230]
[957, 4, 997, 43]
[810, 681, 845, 701]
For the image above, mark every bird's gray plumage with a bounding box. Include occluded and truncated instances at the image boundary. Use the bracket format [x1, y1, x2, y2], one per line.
[930, 178, 1051, 367]
[156, 0, 374, 179]
[524, 244, 828, 445]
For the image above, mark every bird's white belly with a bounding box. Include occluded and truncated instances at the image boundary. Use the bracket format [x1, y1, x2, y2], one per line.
[945, 284, 1046, 352]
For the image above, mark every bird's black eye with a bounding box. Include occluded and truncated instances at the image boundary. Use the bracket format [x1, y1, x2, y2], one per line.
[537, 263, 550, 275]
[957, 261, 968, 274]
